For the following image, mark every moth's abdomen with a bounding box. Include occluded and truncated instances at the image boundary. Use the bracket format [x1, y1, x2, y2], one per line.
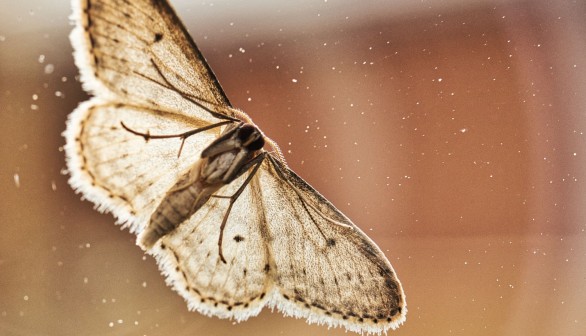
[138, 162, 214, 250]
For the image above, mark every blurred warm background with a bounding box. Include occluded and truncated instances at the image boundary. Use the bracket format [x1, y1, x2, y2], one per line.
[1, 0, 586, 335]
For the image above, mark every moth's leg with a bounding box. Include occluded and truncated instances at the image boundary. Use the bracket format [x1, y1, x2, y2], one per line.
[211, 152, 266, 263]
[121, 120, 232, 141]
[121, 120, 233, 157]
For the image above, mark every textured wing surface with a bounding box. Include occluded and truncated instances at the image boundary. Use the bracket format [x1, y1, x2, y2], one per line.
[259, 156, 406, 334]
[71, 0, 232, 120]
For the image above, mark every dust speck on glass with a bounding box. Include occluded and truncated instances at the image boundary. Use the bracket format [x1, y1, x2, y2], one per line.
[64, 0, 406, 333]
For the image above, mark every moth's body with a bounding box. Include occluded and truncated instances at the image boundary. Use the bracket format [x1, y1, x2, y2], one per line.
[139, 158, 212, 249]
[140, 123, 265, 250]
[65, 0, 406, 334]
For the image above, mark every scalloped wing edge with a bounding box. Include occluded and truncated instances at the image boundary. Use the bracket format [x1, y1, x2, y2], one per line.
[149, 242, 406, 334]
[63, 98, 142, 233]
[69, 0, 118, 101]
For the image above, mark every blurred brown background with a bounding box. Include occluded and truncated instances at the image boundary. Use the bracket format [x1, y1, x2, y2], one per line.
[1, 0, 586, 335]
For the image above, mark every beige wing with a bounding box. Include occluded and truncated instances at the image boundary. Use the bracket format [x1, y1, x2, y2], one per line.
[70, 0, 234, 120]
[64, 99, 221, 233]
[66, 100, 271, 317]
[258, 155, 407, 334]
[67, 0, 240, 230]
[147, 166, 272, 320]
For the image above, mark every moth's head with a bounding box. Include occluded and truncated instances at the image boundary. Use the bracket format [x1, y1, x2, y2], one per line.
[237, 124, 265, 151]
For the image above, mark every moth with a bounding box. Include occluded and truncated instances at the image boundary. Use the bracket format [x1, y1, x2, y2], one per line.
[65, 0, 406, 334]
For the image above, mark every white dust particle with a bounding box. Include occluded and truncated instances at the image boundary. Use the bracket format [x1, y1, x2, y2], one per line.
[44, 64, 55, 74]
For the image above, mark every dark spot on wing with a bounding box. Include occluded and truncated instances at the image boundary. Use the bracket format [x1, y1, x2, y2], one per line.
[392, 307, 402, 316]
[153, 32, 163, 43]
[385, 278, 397, 291]
[233, 235, 244, 242]
[311, 302, 325, 310]
[326, 238, 336, 246]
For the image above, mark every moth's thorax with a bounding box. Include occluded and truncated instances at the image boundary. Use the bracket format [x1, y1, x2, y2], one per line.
[199, 122, 265, 183]
[202, 150, 244, 184]
[228, 108, 287, 164]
